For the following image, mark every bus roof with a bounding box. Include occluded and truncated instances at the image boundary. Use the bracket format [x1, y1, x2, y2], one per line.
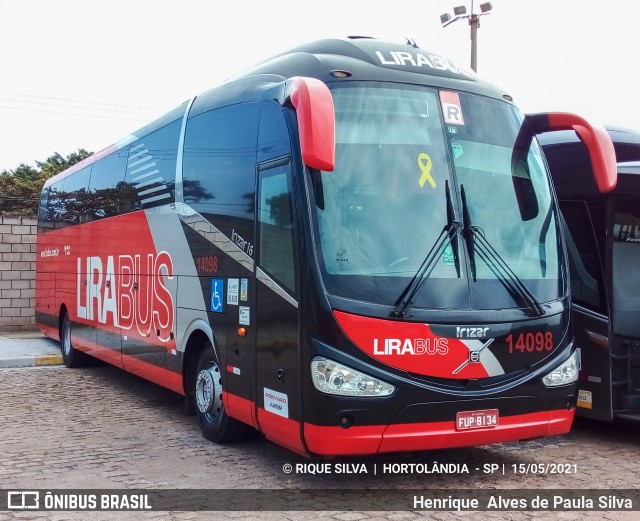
[237, 36, 511, 101]
[47, 36, 513, 187]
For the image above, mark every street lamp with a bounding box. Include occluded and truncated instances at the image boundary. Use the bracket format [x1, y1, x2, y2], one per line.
[440, 1, 493, 72]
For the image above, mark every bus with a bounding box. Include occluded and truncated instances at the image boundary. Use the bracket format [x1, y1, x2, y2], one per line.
[540, 127, 640, 423]
[35, 37, 617, 456]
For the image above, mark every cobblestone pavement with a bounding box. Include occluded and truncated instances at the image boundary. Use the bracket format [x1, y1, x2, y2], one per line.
[0, 365, 638, 520]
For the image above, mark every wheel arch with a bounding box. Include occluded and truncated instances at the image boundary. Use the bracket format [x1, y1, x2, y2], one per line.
[181, 318, 215, 397]
[58, 303, 69, 340]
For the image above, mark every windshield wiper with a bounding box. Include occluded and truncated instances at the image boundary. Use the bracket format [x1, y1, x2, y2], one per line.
[460, 184, 545, 317]
[391, 181, 461, 318]
[460, 185, 477, 281]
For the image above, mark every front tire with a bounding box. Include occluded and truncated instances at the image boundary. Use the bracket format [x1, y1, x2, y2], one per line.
[60, 312, 88, 368]
[194, 342, 250, 443]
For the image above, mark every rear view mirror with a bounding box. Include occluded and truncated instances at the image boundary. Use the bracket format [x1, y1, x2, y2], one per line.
[511, 158, 539, 221]
[524, 112, 617, 194]
[286, 76, 336, 172]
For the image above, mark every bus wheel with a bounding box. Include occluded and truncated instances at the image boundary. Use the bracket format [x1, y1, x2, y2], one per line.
[60, 312, 87, 368]
[194, 343, 249, 443]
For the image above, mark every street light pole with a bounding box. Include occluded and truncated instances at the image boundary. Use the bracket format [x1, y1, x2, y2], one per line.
[440, 1, 492, 73]
[470, 11, 478, 72]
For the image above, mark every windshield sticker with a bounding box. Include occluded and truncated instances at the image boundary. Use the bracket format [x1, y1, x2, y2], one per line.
[239, 306, 250, 326]
[440, 91, 465, 126]
[240, 278, 248, 301]
[417, 153, 436, 189]
[227, 278, 239, 306]
[452, 143, 464, 159]
[442, 244, 455, 265]
[335, 248, 349, 264]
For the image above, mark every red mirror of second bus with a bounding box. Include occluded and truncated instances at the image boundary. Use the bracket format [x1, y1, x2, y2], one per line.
[287, 76, 336, 172]
[525, 112, 618, 194]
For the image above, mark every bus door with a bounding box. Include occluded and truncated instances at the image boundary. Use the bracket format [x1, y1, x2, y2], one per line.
[559, 199, 613, 420]
[220, 261, 257, 428]
[254, 160, 303, 453]
[610, 192, 640, 418]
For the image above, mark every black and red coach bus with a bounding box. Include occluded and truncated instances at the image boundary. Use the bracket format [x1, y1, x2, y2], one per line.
[541, 127, 640, 423]
[35, 37, 616, 456]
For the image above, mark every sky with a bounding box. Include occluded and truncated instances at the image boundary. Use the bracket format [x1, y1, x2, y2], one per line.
[1, 0, 639, 172]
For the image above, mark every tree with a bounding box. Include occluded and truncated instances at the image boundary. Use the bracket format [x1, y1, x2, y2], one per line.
[36, 149, 92, 180]
[0, 149, 92, 216]
[8, 164, 40, 183]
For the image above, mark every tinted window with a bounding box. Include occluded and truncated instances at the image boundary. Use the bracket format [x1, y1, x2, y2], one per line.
[183, 103, 259, 243]
[124, 118, 181, 210]
[258, 165, 295, 291]
[45, 180, 64, 226]
[56, 167, 92, 227]
[560, 200, 606, 312]
[38, 186, 51, 231]
[87, 148, 129, 220]
[258, 103, 291, 162]
[613, 194, 640, 243]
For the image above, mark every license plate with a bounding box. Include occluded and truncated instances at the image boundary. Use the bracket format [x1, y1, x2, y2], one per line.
[456, 409, 499, 430]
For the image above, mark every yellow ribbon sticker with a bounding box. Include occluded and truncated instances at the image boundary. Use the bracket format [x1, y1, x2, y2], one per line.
[417, 153, 436, 189]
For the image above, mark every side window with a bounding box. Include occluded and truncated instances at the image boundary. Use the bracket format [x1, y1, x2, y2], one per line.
[87, 148, 129, 220]
[37, 186, 51, 231]
[560, 200, 606, 313]
[182, 103, 259, 243]
[257, 103, 292, 162]
[258, 166, 296, 292]
[123, 118, 181, 211]
[45, 180, 64, 227]
[613, 194, 640, 242]
[57, 167, 92, 227]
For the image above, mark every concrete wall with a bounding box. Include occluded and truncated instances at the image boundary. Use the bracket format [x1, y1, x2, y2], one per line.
[0, 216, 37, 332]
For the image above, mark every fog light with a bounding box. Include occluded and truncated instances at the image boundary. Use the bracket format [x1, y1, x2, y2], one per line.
[310, 357, 395, 397]
[543, 349, 579, 387]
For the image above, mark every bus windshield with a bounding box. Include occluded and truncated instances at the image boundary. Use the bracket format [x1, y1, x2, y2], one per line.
[313, 83, 562, 311]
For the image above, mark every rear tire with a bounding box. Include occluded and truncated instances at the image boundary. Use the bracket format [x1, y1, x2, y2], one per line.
[60, 312, 88, 368]
[194, 342, 250, 443]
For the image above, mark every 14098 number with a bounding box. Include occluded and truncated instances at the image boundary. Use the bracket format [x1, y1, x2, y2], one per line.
[196, 255, 218, 274]
[505, 332, 553, 353]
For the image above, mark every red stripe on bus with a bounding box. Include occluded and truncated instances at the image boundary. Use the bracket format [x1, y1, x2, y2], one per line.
[38, 323, 59, 341]
[69, 338, 184, 395]
[304, 423, 386, 455]
[122, 352, 183, 395]
[223, 391, 258, 429]
[334, 310, 487, 379]
[256, 407, 307, 456]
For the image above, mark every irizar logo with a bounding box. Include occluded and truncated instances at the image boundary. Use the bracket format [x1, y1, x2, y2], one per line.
[456, 327, 489, 338]
[373, 338, 449, 356]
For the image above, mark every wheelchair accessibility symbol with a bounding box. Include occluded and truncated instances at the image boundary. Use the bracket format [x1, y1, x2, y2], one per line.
[211, 278, 225, 313]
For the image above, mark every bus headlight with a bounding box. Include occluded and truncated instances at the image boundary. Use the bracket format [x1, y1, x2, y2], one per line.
[542, 349, 579, 387]
[310, 357, 395, 397]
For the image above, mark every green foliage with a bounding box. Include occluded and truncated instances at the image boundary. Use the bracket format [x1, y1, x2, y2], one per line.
[0, 149, 92, 216]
